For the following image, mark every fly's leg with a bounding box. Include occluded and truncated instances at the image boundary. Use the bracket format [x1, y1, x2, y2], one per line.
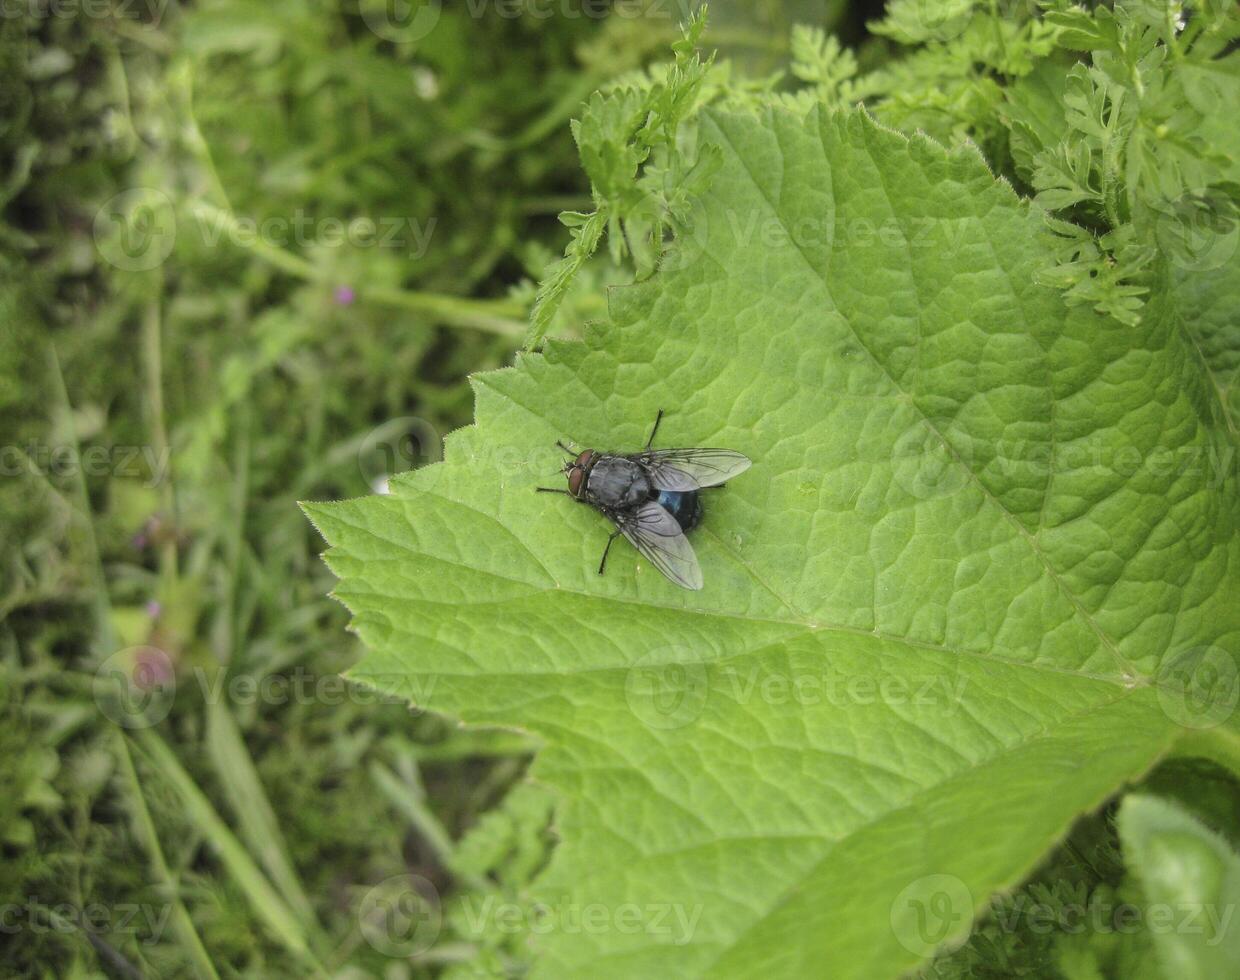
[598, 529, 622, 575]
[644, 409, 665, 450]
[556, 440, 577, 457]
[536, 487, 569, 494]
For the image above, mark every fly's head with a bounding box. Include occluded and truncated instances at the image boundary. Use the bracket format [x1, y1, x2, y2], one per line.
[564, 449, 595, 499]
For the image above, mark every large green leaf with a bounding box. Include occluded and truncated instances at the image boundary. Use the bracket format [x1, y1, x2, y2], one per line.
[305, 106, 1240, 978]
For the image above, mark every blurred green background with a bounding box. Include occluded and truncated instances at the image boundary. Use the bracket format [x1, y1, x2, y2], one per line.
[17, 2, 1236, 977]
[0, 2, 861, 976]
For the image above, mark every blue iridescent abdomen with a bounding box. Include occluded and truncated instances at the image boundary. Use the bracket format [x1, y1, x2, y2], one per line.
[656, 489, 703, 532]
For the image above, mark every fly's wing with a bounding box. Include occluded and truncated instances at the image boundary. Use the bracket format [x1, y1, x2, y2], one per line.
[616, 501, 703, 590]
[640, 448, 752, 491]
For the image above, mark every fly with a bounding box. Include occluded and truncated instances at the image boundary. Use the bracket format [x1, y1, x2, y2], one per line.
[536, 410, 751, 590]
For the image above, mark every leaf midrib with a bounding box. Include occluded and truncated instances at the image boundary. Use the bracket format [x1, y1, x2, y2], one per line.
[347, 581, 1148, 695]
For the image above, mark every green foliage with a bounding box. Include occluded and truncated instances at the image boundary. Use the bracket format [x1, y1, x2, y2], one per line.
[781, 24, 859, 111]
[7, 1, 1240, 976]
[0, 2, 687, 976]
[527, 7, 719, 347]
[1115, 794, 1240, 979]
[308, 102, 1240, 976]
[871, 0, 979, 46]
[821, 0, 1240, 327]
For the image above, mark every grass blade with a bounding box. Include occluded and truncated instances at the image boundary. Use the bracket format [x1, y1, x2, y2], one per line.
[131, 728, 327, 976]
[115, 733, 220, 980]
[205, 697, 321, 935]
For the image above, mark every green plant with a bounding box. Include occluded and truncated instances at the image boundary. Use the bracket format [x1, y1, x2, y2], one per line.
[1, 2, 687, 976]
[309, 3, 1240, 977]
[4, 1, 1238, 977]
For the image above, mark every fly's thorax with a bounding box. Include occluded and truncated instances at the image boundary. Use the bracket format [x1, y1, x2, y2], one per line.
[586, 454, 654, 510]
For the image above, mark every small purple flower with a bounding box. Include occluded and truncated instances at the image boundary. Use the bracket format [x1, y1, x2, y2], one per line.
[146, 599, 162, 619]
[334, 285, 356, 306]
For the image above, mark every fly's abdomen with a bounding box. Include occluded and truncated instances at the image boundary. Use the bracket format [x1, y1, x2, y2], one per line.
[657, 489, 702, 532]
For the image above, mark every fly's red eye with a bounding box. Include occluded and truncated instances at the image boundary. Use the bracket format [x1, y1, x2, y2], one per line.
[566, 450, 593, 498]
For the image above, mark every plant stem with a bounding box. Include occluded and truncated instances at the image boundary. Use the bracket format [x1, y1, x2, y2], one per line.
[141, 288, 178, 581]
[187, 202, 527, 336]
